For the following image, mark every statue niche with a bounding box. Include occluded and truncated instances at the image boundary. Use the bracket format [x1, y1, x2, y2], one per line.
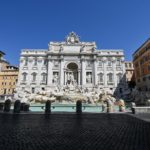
[66, 63, 78, 86]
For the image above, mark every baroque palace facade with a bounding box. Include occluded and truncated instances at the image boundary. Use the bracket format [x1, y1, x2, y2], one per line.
[16, 32, 126, 97]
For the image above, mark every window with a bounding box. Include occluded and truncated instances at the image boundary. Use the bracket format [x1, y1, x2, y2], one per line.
[99, 61, 102, 66]
[129, 63, 132, 68]
[24, 58, 28, 66]
[135, 63, 139, 68]
[119, 88, 122, 93]
[32, 73, 37, 82]
[117, 73, 122, 83]
[44, 59, 47, 65]
[22, 73, 27, 81]
[142, 68, 144, 74]
[34, 58, 37, 66]
[107, 73, 113, 82]
[143, 77, 146, 81]
[116, 58, 121, 66]
[4, 89, 6, 94]
[107, 58, 112, 66]
[32, 87, 35, 93]
[12, 89, 15, 93]
[41, 73, 47, 82]
[98, 73, 103, 82]
[137, 79, 140, 82]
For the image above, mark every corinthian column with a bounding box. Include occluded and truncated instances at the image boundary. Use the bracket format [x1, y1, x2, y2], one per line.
[103, 57, 107, 88]
[112, 57, 117, 87]
[81, 59, 86, 86]
[60, 57, 64, 86]
[94, 58, 98, 85]
[78, 71, 81, 85]
[47, 59, 53, 86]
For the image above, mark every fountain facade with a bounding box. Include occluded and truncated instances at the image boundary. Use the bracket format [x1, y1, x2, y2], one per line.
[15, 32, 127, 103]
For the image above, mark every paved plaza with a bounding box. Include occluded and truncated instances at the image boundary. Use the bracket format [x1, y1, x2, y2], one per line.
[0, 113, 150, 150]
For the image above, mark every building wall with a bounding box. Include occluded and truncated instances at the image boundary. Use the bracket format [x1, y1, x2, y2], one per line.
[0, 51, 9, 71]
[133, 39, 150, 91]
[0, 67, 18, 100]
[125, 61, 135, 82]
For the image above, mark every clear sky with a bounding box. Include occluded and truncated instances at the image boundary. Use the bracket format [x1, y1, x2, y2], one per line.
[0, 0, 150, 65]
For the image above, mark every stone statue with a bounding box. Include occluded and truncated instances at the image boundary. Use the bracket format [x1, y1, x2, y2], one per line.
[68, 72, 75, 85]
[53, 73, 58, 84]
[60, 45, 63, 52]
[66, 32, 80, 44]
[118, 99, 125, 112]
[80, 45, 85, 52]
[86, 73, 92, 83]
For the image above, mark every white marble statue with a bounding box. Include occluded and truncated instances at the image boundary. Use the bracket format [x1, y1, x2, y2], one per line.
[53, 73, 58, 84]
[86, 73, 92, 83]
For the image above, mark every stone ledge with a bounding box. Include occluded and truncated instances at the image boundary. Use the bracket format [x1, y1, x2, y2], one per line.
[132, 107, 150, 114]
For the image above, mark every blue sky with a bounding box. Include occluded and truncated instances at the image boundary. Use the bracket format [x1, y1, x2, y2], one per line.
[0, 0, 150, 65]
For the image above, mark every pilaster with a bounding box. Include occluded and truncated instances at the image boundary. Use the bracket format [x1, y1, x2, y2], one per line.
[47, 59, 53, 85]
[81, 58, 86, 86]
[94, 57, 98, 85]
[103, 58, 107, 87]
[60, 56, 64, 86]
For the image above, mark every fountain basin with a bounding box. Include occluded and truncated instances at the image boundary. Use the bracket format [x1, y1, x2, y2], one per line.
[29, 103, 121, 113]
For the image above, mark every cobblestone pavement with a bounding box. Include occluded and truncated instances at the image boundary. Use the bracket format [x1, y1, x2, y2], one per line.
[0, 113, 150, 150]
[131, 113, 150, 122]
